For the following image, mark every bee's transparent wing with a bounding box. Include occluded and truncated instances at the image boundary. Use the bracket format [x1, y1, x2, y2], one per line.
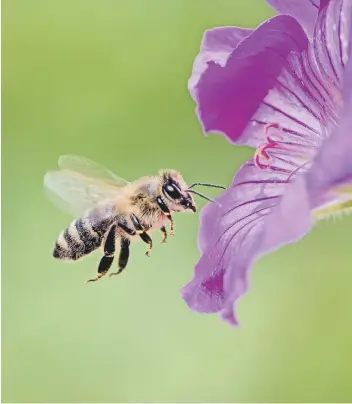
[44, 155, 129, 217]
[58, 155, 129, 187]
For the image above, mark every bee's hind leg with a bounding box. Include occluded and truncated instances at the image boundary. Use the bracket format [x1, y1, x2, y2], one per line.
[109, 238, 130, 277]
[130, 214, 153, 257]
[85, 225, 116, 284]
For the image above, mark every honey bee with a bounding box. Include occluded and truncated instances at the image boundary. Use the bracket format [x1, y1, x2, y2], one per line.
[44, 155, 225, 284]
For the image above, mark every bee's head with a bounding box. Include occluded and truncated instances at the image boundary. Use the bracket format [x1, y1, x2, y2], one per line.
[160, 170, 227, 213]
[160, 170, 196, 213]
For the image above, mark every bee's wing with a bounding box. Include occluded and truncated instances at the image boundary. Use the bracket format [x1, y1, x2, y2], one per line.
[44, 155, 129, 217]
[58, 155, 129, 187]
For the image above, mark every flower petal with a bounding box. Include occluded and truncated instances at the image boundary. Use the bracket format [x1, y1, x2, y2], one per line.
[181, 157, 312, 325]
[189, 26, 253, 99]
[192, 15, 328, 149]
[192, 3, 351, 151]
[266, 0, 320, 37]
[304, 30, 352, 202]
[308, 0, 351, 112]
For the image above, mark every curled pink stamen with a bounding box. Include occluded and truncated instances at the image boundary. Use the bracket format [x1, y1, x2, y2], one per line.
[264, 123, 284, 143]
[254, 123, 291, 169]
[254, 144, 274, 169]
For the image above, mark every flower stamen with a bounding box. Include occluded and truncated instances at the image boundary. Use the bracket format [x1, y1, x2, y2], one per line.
[254, 123, 299, 169]
[254, 144, 273, 169]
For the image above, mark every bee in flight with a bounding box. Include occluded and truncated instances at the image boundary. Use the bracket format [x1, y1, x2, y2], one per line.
[44, 155, 225, 284]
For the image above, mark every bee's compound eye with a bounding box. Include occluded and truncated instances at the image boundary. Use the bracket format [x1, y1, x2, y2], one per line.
[163, 183, 181, 200]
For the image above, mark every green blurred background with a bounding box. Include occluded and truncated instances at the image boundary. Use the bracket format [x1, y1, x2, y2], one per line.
[2, 0, 352, 402]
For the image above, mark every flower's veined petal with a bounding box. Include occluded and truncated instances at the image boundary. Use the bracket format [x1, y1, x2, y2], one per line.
[304, 29, 352, 201]
[306, 0, 352, 118]
[266, 0, 320, 37]
[192, 15, 330, 149]
[192, 3, 351, 151]
[189, 26, 253, 99]
[181, 157, 312, 326]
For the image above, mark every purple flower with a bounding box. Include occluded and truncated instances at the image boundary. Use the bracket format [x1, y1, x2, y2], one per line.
[182, 0, 352, 326]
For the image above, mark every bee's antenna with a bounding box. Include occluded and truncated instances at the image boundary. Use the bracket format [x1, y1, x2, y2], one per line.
[189, 182, 226, 190]
[188, 189, 217, 203]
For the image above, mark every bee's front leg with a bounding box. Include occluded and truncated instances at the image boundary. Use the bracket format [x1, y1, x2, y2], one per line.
[85, 225, 116, 283]
[156, 196, 174, 236]
[130, 214, 153, 257]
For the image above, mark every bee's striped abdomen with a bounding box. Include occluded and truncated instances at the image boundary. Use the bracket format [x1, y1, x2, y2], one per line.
[53, 217, 104, 260]
[53, 204, 118, 261]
